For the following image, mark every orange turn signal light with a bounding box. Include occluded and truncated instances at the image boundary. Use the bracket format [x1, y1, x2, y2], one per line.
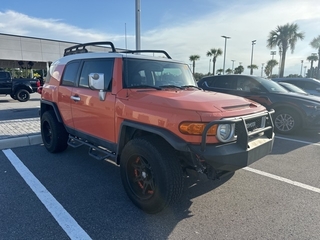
[179, 122, 217, 135]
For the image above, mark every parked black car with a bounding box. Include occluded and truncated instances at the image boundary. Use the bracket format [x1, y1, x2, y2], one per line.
[0, 71, 41, 102]
[198, 74, 320, 134]
[272, 77, 320, 96]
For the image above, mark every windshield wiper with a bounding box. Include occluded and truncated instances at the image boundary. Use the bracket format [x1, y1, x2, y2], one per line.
[181, 85, 202, 90]
[158, 85, 182, 89]
[130, 85, 162, 90]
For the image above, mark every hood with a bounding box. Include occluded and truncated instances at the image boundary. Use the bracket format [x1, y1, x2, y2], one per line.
[126, 89, 265, 113]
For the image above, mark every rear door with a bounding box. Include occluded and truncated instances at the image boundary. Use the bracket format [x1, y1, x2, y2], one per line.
[0, 71, 12, 94]
[70, 58, 116, 144]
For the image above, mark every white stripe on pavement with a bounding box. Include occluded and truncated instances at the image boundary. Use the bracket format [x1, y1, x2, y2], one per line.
[275, 136, 320, 146]
[3, 149, 92, 240]
[244, 167, 320, 194]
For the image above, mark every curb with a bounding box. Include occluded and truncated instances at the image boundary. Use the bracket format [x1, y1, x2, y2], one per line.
[0, 134, 42, 150]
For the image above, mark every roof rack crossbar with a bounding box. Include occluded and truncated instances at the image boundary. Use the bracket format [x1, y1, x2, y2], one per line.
[122, 50, 172, 59]
[64, 41, 116, 56]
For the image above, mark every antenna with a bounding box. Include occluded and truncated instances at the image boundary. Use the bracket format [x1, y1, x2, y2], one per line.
[125, 23, 127, 50]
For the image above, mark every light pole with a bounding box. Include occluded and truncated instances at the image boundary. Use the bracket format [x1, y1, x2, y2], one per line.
[250, 40, 256, 75]
[261, 63, 264, 77]
[304, 66, 307, 77]
[222, 36, 230, 75]
[135, 0, 141, 50]
[231, 60, 235, 72]
[300, 60, 303, 76]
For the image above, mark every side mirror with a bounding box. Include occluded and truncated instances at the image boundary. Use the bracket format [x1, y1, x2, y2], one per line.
[89, 73, 105, 90]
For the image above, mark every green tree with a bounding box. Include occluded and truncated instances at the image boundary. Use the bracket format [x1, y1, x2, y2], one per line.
[225, 68, 233, 74]
[216, 69, 223, 75]
[266, 59, 278, 77]
[247, 64, 258, 74]
[206, 48, 223, 76]
[267, 23, 305, 77]
[234, 65, 244, 74]
[310, 35, 320, 79]
[189, 55, 200, 75]
[306, 53, 318, 78]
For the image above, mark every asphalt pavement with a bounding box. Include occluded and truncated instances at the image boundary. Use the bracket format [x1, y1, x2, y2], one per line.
[0, 94, 42, 150]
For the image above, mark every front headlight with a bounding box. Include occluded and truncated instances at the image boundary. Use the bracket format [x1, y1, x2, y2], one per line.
[216, 124, 236, 142]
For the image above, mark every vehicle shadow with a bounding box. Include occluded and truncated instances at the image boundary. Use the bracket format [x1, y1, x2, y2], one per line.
[0, 108, 39, 120]
[17, 144, 234, 239]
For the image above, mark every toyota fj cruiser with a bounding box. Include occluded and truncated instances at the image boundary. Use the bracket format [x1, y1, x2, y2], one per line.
[40, 41, 275, 214]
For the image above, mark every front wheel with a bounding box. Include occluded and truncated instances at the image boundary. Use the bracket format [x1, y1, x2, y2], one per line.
[41, 110, 69, 153]
[273, 109, 300, 135]
[120, 136, 184, 214]
[16, 89, 30, 102]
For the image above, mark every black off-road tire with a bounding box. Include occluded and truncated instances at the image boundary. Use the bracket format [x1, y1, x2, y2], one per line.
[16, 89, 30, 102]
[273, 109, 301, 135]
[41, 110, 69, 153]
[120, 136, 184, 214]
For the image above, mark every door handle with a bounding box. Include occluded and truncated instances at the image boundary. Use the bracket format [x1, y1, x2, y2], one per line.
[71, 95, 81, 101]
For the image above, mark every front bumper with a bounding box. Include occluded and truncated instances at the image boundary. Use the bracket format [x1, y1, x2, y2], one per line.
[189, 110, 275, 172]
[189, 134, 274, 172]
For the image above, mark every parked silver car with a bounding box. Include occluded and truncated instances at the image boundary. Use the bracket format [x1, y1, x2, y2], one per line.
[272, 78, 320, 96]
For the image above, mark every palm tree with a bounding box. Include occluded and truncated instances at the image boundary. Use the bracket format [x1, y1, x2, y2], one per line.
[206, 48, 223, 76]
[267, 23, 304, 77]
[266, 59, 278, 77]
[216, 69, 223, 75]
[310, 35, 320, 79]
[234, 65, 244, 74]
[225, 68, 233, 74]
[247, 64, 258, 74]
[189, 55, 200, 75]
[307, 53, 318, 78]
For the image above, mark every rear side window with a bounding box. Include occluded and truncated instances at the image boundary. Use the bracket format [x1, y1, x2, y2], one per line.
[79, 59, 114, 90]
[61, 61, 80, 86]
[212, 76, 235, 89]
[0, 71, 10, 79]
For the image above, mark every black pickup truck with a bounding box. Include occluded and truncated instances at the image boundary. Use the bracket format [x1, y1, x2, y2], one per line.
[0, 71, 41, 102]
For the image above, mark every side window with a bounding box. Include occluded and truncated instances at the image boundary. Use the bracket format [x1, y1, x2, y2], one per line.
[61, 61, 80, 86]
[212, 77, 235, 89]
[79, 59, 114, 90]
[202, 78, 214, 87]
[291, 81, 304, 88]
[303, 82, 318, 90]
[237, 77, 257, 91]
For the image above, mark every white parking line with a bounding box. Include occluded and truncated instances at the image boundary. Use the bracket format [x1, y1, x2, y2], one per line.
[3, 149, 92, 240]
[244, 167, 320, 194]
[275, 136, 320, 146]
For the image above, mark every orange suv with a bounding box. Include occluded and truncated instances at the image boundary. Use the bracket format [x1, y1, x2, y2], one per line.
[40, 41, 275, 213]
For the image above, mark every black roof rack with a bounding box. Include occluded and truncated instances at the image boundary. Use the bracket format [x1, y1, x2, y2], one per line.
[64, 41, 116, 56]
[122, 50, 172, 59]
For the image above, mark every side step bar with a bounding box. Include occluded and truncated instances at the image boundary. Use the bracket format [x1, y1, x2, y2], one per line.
[67, 135, 116, 161]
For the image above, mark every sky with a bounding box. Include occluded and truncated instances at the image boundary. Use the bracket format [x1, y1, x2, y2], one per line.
[0, 0, 320, 76]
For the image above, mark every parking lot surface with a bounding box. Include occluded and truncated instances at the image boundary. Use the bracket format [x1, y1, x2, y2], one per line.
[1, 94, 320, 239]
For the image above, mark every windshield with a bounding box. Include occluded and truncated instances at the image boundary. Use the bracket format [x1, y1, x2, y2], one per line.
[123, 58, 196, 89]
[278, 82, 308, 94]
[252, 76, 289, 93]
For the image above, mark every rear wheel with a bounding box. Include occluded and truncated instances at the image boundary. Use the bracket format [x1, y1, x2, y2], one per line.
[41, 110, 69, 153]
[16, 89, 30, 102]
[273, 109, 300, 135]
[120, 136, 184, 214]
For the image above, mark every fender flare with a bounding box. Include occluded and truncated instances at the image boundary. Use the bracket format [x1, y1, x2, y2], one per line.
[116, 120, 190, 156]
[40, 100, 63, 123]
